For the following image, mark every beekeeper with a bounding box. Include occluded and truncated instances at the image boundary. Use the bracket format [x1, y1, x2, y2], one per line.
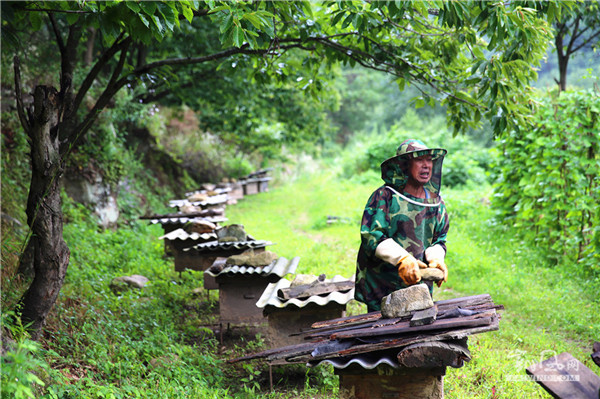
[354, 139, 449, 312]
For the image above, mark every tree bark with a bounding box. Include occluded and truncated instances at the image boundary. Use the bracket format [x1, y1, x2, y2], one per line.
[555, 30, 568, 91]
[18, 85, 70, 340]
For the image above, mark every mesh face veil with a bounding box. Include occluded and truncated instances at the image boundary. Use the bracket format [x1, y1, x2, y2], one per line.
[380, 139, 447, 206]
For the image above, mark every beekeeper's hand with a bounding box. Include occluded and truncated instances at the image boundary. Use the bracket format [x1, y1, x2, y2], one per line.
[426, 245, 448, 287]
[397, 255, 426, 286]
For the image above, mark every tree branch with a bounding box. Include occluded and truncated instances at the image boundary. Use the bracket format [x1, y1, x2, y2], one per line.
[570, 29, 600, 54]
[71, 33, 128, 117]
[13, 56, 31, 135]
[108, 38, 131, 88]
[565, 16, 581, 56]
[47, 12, 65, 54]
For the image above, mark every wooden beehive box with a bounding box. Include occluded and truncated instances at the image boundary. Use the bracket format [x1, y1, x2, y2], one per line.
[257, 276, 354, 348]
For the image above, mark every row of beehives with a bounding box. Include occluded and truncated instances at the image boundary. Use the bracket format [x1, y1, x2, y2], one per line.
[143, 169, 355, 349]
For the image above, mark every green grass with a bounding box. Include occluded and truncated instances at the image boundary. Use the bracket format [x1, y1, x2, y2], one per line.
[3, 170, 599, 398]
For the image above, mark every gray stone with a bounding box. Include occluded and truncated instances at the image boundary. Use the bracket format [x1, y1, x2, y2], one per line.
[216, 224, 247, 242]
[226, 250, 278, 267]
[110, 274, 149, 294]
[381, 284, 433, 319]
[419, 267, 444, 281]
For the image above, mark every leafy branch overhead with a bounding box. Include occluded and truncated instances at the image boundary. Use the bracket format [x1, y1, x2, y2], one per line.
[6, 1, 563, 143]
[205, 1, 558, 136]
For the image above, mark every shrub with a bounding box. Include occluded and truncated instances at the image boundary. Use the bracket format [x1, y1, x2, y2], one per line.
[491, 89, 600, 275]
[1, 311, 49, 399]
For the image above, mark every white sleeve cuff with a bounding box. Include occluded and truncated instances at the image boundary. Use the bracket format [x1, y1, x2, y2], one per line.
[375, 238, 409, 265]
[425, 244, 446, 262]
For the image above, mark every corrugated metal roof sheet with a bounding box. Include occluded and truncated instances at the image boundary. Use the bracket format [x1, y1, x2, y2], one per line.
[309, 354, 399, 369]
[169, 194, 229, 208]
[158, 228, 217, 242]
[185, 187, 231, 197]
[205, 256, 299, 278]
[184, 239, 274, 253]
[256, 275, 354, 310]
[149, 216, 228, 225]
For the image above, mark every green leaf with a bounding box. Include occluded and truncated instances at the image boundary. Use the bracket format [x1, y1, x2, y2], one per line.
[182, 5, 194, 23]
[233, 25, 244, 47]
[140, 1, 157, 16]
[221, 12, 233, 33]
[138, 13, 150, 28]
[29, 11, 43, 30]
[66, 12, 79, 25]
[243, 13, 263, 29]
[126, 2, 141, 13]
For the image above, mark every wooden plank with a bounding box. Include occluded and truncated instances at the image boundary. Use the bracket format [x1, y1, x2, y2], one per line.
[277, 281, 354, 300]
[526, 352, 600, 399]
[435, 294, 492, 310]
[331, 311, 496, 340]
[228, 341, 319, 363]
[311, 311, 381, 329]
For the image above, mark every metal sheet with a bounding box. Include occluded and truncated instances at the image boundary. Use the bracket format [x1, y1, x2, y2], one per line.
[185, 239, 274, 253]
[205, 256, 299, 278]
[149, 216, 227, 225]
[309, 355, 400, 369]
[159, 228, 217, 242]
[185, 187, 231, 196]
[256, 275, 355, 309]
[169, 193, 229, 208]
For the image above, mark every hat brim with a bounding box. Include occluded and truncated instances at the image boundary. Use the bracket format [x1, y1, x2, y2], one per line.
[380, 148, 447, 170]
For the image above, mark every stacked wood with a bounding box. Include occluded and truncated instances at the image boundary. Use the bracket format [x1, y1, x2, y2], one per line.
[229, 294, 502, 366]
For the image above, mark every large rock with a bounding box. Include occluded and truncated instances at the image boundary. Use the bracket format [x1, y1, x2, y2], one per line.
[381, 284, 433, 319]
[62, 174, 119, 228]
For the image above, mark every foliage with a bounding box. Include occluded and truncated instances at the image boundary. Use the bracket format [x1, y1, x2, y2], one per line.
[491, 89, 600, 276]
[206, 1, 560, 137]
[1, 311, 48, 399]
[338, 109, 494, 189]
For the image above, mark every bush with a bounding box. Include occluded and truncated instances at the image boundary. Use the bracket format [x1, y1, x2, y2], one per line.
[1, 311, 49, 399]
[491, 89, 600, 276]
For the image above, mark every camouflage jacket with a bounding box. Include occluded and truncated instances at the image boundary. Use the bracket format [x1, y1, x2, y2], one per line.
[354, 186, 449, 311]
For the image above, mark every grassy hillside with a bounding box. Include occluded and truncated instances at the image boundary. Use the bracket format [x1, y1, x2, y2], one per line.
[2, 168, 599, 398]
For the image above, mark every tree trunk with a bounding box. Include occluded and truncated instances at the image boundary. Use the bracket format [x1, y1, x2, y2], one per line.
[18, 85, 70, 340]
[555, 33, 568, 91]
